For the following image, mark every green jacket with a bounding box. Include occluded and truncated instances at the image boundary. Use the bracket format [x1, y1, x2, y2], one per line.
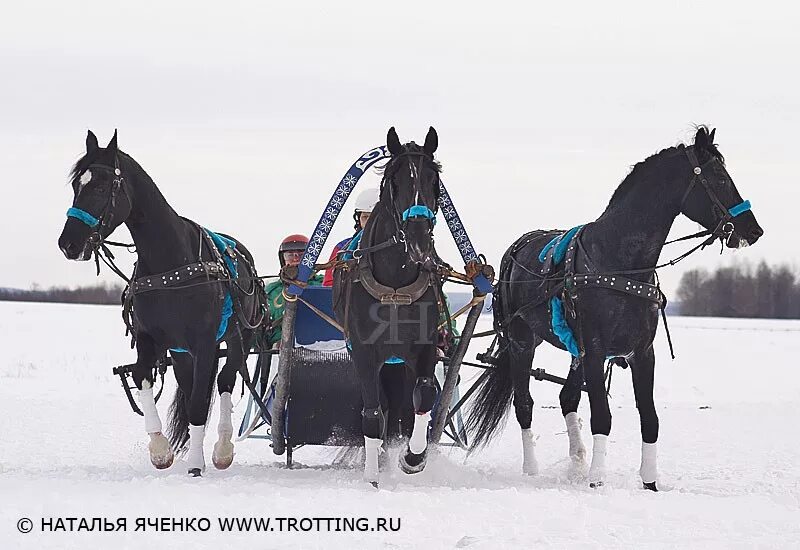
[264, 274, 324, 346]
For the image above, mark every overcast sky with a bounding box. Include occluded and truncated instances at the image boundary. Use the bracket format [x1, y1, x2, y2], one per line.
[1, 1, 796, 296]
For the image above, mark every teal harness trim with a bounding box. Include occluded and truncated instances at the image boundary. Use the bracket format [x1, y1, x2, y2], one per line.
[170, 229, 237, 354]
[205, 229, 238, 277]
[341, 230, 363, 261]
[66, 207, 100, 228]
[728, 200, 751, 218]
[538, 225, 584, 263]
[402, 205, 436, 224]
[550, 296, 580, 357]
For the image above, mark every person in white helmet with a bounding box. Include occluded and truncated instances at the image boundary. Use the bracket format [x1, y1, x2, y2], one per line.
[323, 187, 379, 286]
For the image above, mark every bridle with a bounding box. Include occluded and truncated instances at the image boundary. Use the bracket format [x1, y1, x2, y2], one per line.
[65, 156, 133, 281]
[66, 156, 131, 251]
[680, 146, 752, 246]
[383, 147, 439, 253]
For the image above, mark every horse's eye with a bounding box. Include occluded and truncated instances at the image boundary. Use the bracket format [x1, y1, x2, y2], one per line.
[95, 184, 108, 194]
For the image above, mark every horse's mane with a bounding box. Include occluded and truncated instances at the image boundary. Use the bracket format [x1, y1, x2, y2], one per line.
[606, 126, 724, 207]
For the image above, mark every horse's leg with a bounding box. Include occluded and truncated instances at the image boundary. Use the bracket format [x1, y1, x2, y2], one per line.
[507, 320, 539, 475]
[380, 363, 406, 443]
[213, 331, 249, 470]
[185, 341, 218, 477]
[559, 357, 587, 469]
[631, 346, 659, 491]
[583, 350, 612, 488]
[356, 354, 385, 486]
[399, 346, 438, 474]
[132, 334, 173, 469]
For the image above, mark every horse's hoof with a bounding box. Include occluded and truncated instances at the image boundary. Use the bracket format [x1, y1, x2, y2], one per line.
[148, 433, 174, 470]
[370, 481, 379, 489]
[188, 468, 203, 477]
[589, 480, 604, 489]
[522, 459, 539, 476]
[643, 481, 658, 492]
[212, 440, 234, 470]
[398, 448, 427, 474]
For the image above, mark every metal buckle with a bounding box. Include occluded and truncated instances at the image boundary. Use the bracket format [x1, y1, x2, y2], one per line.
[380, 294, 413, 305]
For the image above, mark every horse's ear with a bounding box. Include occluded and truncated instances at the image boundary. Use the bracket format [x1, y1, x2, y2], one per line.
[86, 130, 98, 154]
[423, 126, 438, 155]
[694, 126, 708, 149]
[107, 129, 118, 153]
[709, 128, 716, 144]
[387, 127, 403, 155]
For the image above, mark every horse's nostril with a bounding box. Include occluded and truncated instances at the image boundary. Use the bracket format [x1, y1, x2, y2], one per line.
[751, 226, 764, 239]
[59, 239, 79, 258]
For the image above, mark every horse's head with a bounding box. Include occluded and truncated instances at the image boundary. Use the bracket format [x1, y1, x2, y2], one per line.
[382, 126, 441, 264]
[679, 127, 763, 248]
[58, 130, 134, 260]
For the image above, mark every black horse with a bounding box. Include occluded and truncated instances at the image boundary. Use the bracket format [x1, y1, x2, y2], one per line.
[465, 127, 764, 490]
[58, 131, 265, 476]
[333, 127, 445, 485]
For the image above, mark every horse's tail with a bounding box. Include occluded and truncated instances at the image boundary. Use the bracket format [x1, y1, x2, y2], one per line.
[167, 386, 190, 452]
[463, 329, 515, 452]
[462, 242, 521, 452]
[167, 360, 218, 453]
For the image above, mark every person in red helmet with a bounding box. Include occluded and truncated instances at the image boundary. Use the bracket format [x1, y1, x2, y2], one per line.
[277, 234, 309, 268]
[264, 234, 323, 347]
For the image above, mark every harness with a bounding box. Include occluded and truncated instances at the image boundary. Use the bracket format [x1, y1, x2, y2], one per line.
[352, 211, 438, 306]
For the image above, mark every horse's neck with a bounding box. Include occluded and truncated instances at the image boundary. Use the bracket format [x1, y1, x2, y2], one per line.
[122, 159, 197, 274]
[367, 203, 419, 286]
[586, 152, 688, 271]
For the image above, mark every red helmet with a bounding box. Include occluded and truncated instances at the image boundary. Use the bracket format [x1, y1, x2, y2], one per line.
[278, 234, 309, 266]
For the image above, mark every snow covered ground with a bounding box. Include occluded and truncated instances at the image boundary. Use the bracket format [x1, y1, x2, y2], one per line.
[1, 301, 799, 549]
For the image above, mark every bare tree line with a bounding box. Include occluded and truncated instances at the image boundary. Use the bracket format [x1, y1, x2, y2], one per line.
[0, 283, 125, 305]
[677, 261, 800, 318]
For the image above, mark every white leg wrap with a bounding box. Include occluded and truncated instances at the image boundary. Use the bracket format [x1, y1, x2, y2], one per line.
[364, 437, 383, 483]
[138, 386, 163, 434]
[212, 392, 235, 470]
[521, 428, 539, 475]
[588, 434, 608, 485]
[640, 441, 658, 484]
[187, 424, 206, 472]
[408, 412, 431, 455]
[217, 392, 233, 441]
[565, 412, 587, 463]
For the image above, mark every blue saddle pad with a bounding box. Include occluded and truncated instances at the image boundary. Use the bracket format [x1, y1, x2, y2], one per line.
[538, 225, 584, 265]
[537, 225, 585, 358]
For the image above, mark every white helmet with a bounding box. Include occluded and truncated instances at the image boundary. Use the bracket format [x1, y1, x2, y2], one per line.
[354, 187, 379, 213]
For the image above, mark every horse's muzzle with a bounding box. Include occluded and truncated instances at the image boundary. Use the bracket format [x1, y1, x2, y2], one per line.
[58, 235, 91, 261]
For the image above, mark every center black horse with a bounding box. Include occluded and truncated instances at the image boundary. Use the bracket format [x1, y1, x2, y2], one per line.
[333, 127, 446, 486]
[58, 131, 266, 476]
[465, 127, 763, 490]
